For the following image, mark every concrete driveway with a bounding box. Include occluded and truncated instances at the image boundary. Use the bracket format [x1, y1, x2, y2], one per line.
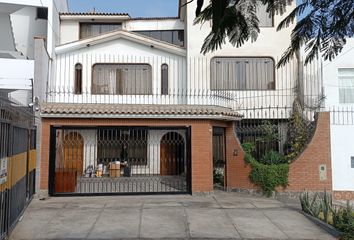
[10, 191, 335, 240]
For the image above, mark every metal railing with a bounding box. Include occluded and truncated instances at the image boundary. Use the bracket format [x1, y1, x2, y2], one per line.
[0, 94, 36, 240]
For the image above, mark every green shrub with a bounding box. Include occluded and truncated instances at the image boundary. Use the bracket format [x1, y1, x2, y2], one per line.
[333, 202, 354, 240]
[299, 192, 321, 218]
[242, 142, 289, 197]
[260, 150, 288, 165]
[242, 142, 255, 155]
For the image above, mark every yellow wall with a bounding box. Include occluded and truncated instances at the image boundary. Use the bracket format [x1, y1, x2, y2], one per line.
[0, 150, 36, 191]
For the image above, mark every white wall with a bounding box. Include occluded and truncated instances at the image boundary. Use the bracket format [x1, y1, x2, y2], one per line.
[11, 6, 47, 59]
[331, 125, 354, 191]
[0, 58, 33, 89]
[324, 38, 354, 108]
[60, 20, 79, 45]
[124, 19, 184, 31]
[0, 13, 16, 52]
[50, 38, 187, 105]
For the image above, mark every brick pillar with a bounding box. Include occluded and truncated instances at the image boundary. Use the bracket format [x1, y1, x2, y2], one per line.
[191, 122, 213, 193]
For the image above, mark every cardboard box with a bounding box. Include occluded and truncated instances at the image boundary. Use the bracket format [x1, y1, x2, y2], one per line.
[109, 163, 121, 178]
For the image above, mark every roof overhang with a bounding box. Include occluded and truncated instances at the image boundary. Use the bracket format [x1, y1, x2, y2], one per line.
[41, 103, 242, 121]
[60, 13, 130, 21]
[55, 30, 187, 56]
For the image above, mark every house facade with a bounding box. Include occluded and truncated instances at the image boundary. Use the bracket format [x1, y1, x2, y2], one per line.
[322, 38, 354, 200]
[37, 1, 333, 197]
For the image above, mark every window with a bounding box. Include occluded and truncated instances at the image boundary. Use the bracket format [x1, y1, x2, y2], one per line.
[134, 30, 184, 46]
[92, 64, 152, 95]
[211, 57, 275, 90]
[97, 129, 147, 165]
[75, 63, 82, 94]
[351, 157, 354, 169]
[36, 7, 48, 20]
[161, 64, 168, 95]
[80, 23, 122, 39]
[339, 68, 354, 103]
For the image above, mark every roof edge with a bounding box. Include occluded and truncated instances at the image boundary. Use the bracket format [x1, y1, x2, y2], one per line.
[55, 30, 186, 56]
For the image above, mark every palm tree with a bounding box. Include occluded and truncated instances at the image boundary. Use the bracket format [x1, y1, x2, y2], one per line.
[193, 0, 354, 67]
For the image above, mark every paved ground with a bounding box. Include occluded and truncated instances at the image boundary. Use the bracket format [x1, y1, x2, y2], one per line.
[10, 191, 336, 240]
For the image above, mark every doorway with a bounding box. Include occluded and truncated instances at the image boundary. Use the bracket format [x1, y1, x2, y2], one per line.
[160, 132, 185, 176]
[213, 127, 226, 190]
[55, 132, 84, 193]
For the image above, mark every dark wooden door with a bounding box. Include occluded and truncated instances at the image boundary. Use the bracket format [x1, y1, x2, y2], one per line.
[160, 132, 184, 176]
[55, 132, 83, 193]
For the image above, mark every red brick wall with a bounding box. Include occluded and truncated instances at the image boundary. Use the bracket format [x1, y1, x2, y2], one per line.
[40, 118, 216, 193]
[225, 112, 332, 193]
[286, 112, 332, 191]
[225, 122, 256, 190]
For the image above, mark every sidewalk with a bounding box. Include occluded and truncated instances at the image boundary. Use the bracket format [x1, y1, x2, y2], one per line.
[10, 191, 335, 240]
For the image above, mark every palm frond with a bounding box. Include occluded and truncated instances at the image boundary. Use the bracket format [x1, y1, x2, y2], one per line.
[277, 0, 309, 31]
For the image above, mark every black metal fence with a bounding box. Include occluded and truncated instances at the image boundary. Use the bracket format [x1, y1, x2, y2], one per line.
[0, 94, 36, 240]
[49, 127, 191, 196]
[234, 58, 324, 162]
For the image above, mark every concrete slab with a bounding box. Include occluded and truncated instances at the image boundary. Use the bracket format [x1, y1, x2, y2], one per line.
[264, 210, 336, 240]
[37, 209, 100, 239]
[10, 209, 60, 240]
[88, 208, 140, 239]
[10, 192, 337, 240]
[187, 208, 240, 239]
[228, 209, 288, 239]
[140, 208, 187, 239]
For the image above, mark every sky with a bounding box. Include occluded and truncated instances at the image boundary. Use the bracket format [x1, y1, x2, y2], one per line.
[68, 0, 180, 17]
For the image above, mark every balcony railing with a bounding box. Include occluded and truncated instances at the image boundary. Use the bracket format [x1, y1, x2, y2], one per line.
[45, 88, 240, 111]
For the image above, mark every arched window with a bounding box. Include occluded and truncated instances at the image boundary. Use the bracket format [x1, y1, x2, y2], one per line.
[74, 63, 82, 94]
[161, 64, 168, 95]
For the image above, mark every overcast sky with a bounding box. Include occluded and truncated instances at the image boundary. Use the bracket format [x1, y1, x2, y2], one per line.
[68, 0, 180, 17]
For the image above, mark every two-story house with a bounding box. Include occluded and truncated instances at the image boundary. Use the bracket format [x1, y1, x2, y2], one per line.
[37, 1, 331, 197]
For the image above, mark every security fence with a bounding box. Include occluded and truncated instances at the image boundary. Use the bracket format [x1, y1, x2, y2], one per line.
[49, 126, 191, 196]
[0, 94, 36, 240]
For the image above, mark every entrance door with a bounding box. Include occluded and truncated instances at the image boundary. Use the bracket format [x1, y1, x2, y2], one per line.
[55, 132, 84, 193]
[213, 127, 226, 189]
[160, 132, 185, 176]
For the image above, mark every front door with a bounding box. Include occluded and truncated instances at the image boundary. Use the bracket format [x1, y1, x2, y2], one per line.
[55, 132, 84, 193]
[160, 132, 185, 176]
[213, 127, 226, 189]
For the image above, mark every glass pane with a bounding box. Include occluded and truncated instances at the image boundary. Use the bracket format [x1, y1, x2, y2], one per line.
[173, 31, 184, 46]
[150, 31, 162, 41]
[161, 31, 173, 44]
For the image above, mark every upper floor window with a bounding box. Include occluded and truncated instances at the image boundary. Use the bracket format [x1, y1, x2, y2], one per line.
[92, 64, 152, 95]
[134, 30, 184, 47]
[211, 57, 275, 90]
[36, 7, 48, 20]
[339, 68, 354, 104]
[80, 23, 122, 39]
[74, 63, 82, 94]
[161, 64, 169, 95]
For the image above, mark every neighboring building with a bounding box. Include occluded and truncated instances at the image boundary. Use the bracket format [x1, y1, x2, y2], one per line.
[37, 1, 331, 197]
[0, 0, 68, 104]
[323, 38, 354, 200]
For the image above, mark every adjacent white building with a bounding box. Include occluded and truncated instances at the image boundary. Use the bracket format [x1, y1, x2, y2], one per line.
[323, 38, 354, 195]
[0, 0, 68, 104]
